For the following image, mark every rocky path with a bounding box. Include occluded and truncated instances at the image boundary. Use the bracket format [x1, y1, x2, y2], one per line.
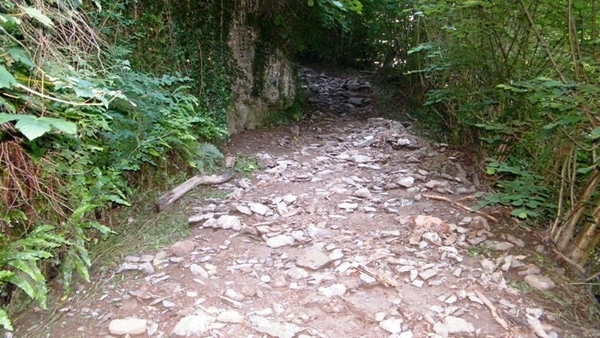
[15, 68, 599, 338]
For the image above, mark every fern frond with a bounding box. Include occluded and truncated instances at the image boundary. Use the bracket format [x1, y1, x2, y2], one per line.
[198, 142, 223, 158]
[0, 307, 13, 331]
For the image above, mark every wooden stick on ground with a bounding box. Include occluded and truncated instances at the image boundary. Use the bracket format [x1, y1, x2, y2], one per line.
[422, 193, 498, 222]
[156, 172, 234, 212]
[474, 290, 509, 331]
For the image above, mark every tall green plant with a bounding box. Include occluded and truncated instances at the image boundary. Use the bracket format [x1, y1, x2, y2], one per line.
[406, 0, 600, 267]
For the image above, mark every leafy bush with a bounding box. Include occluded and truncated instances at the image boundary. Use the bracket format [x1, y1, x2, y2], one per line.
[475, 160, 553, 220]
[0, 1, 228, 331]
[405, 0, 600, 265]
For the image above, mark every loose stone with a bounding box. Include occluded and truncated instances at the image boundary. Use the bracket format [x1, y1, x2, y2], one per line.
[296, 248, 333, 270]
[108, 318, 147, 336]
[524, 275, 556, 291]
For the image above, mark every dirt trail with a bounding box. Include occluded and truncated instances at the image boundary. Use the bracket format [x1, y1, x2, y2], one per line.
[14, 68, 599, 338]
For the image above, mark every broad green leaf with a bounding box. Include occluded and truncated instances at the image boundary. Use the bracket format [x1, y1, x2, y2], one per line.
[29, 224, 55, 235]
[20, 6, 54, 27]
[343, 0, 363, 13]
[0, 249, 52, 262]
[0, 113, 19, 124]
[576, 166, 596, 174]
[0, 97, 16, 113]
[307, 0, 314, 6]
[496, 84, 527, 93]
[39, 117, 78, 135]
[86, 221, 116, 236]
[407, 43, 431, 55]
[589, 127, 600, 140]
[511, 209, 528, 219]
[73, 86, 95, 99]
[485, 194, 501, 203]
[542, 122, 558, 130]
[8, 48, 34, 68]
[511, 200, 523, 206]
[70, 203, 99, 224]
[525, 201, 539, 208]
[0, 66, 17, 89]
[0, 13, 21, 25]
[106, 194, 131, 206]
[14, 116, 51, 140]
[146, 148, 161, 157]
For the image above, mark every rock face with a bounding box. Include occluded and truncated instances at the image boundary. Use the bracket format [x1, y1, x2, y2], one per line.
[227, 16, 296, 133]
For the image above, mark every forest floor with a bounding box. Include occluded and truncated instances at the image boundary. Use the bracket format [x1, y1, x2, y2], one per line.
[12, 67, 600, 338]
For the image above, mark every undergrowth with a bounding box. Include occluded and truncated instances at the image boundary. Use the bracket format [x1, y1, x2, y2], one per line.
[0, 1, 228, 331]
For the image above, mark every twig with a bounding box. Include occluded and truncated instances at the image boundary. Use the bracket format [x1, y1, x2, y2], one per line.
[422, 193, 498, 222]
[354, 265, 398, 288]
[550, 246, 586, 274]
[16, 83, 107, 106]
[456, 195, 476, 203]
[585, 270, 600, 282]
[533, 233, 586, 274]
[474, 291, 509, 330]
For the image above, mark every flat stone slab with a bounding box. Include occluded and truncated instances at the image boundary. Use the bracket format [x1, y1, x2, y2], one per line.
[266, 235, 295, 248]
[296, 248, 333, 270]
[109, 318, 147, 336]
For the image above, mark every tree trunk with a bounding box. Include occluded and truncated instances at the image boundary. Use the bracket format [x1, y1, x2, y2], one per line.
[555, 169, 600, 251]
[568, 197, 600, 264]
[579, 230, 600, 267]
[568, 218, 599, 265]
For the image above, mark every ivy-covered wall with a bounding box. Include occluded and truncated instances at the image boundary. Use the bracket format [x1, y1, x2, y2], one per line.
[127, 0, 297, 133]
[227, 16, 296, 132]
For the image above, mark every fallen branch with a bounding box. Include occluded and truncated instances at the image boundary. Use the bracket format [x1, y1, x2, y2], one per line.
[354, 264, 398, 288]
[422, 193, 498, 222]
[155, 172, 234, 212]
[533, 234, 586, 274]
[550, 246, 586, 274]
[474, 291, 509, 330]
[456, 195, 477, 203]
